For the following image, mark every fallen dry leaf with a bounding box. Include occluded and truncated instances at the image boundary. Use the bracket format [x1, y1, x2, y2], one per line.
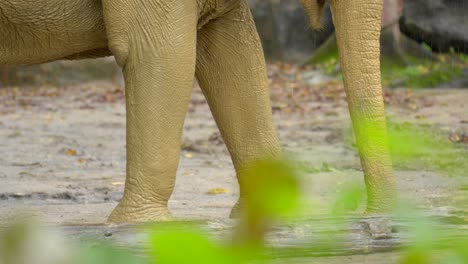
[206, 188, 228, 195]
[449, 133, 468, 144]
[64, 149, 77, 156]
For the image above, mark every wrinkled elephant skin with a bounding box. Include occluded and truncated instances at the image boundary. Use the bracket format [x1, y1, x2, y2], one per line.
[302, 0, 397, 212]
[0, 0, 281, 223]
[0, 0, 396, 222]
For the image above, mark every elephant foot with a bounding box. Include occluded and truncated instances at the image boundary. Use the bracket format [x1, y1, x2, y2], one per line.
[107, 201, 173, 224]
[364, 195, 397, 215]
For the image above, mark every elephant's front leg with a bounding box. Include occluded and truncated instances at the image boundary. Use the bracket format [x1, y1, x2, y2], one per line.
[330, 0, 397, 212]
[196, 2, 282, 217]
[102, 0, 198, 223]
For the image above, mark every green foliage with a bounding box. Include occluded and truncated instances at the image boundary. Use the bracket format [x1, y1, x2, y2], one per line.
[386, 121, 468, 176]
[309, 39, 468, 88]
[459, 53, 468, 63]
[309, 36, 338, 66]
[331, 183, 366, 216]
[422, 43, 433, 53]
[308, 35, 341, 76]
[382, 59, 464, 88]
[296, 161, 340, 174]
[388, 121, 446, 159]
[148, 228, 241, 264]
[1, 158, 466, 263]
[78, 244, 145, 264]
[241, 159, 301, 219]
[344, 118, 468, 176]
[396, 205, 468, 264]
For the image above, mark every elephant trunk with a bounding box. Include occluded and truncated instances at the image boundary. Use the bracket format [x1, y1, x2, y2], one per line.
[329, 0, 397, 212]
[300, 0, 326, 29]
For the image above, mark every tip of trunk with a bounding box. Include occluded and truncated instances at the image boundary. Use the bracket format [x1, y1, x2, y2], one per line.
[301, 0, 326, 30]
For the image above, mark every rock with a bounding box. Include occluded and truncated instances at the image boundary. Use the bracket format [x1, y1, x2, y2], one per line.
[399, 0, 468, 54]
[441, 68, 468, 88]
[249, 0, 334, 62]
[380, 25, 435, 63]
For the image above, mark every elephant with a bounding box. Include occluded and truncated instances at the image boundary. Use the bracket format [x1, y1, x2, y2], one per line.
[302, 0, 397, 212]
[0, 0, 396, 222]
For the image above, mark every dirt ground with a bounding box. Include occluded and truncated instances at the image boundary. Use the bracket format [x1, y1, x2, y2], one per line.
[0, 64, 467, 262]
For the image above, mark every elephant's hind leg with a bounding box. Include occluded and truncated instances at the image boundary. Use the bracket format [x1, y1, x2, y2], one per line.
[102, 0, 198, 223]
[195, 1, 282, 217]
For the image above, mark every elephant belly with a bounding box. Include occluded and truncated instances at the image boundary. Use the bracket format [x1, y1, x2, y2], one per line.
[0, 0, 109, 65]
[197, 0, 244, 28]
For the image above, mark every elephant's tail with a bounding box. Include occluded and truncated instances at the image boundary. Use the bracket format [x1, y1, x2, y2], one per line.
[301, 0, 326, 30]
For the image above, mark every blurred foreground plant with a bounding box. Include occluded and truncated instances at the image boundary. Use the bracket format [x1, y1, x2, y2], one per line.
[345, 119, 468, 176]
[396, 204, 468, 264]
[1, 158, 466, 264]
[144, 159, 301, 264]
[234, 159, 301, 246]
[386, 121, 468, 176]
[0, 221, 74, 264]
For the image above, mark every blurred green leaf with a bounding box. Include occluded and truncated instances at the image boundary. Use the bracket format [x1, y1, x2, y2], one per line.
[386, 121, 468, 176]
[332, 183, 366, 216]
[148, 228, 248, 264]
[241, 159, 301, 219]
[396, 203, 468, 264]
[400, 251, 432, 264]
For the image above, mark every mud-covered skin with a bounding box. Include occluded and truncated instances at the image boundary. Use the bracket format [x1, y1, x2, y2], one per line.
[0, 0, 281, 223]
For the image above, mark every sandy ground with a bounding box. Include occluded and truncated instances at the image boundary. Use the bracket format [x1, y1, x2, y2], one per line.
[0, 66, 466, 262]
[0, 70, 466, 222]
